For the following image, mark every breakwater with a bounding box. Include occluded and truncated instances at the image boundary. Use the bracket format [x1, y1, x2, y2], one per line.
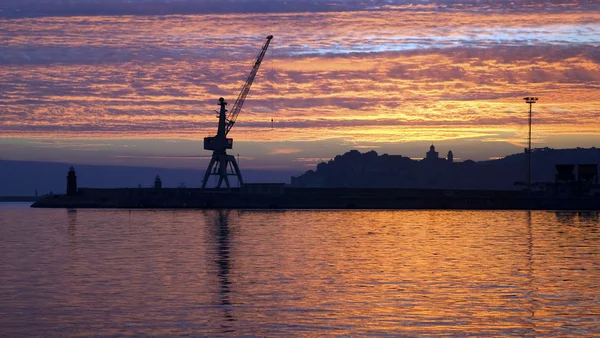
[31, 186, 600, 210]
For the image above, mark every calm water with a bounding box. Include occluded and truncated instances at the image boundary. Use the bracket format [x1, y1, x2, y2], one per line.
[1, 203, 599, 336]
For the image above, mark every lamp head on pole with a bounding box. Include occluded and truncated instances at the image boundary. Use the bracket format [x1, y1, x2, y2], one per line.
[523, 97, 538, 104]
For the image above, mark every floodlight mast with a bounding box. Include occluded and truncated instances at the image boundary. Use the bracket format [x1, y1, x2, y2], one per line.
[201, 35, 273, 189]
[523, 96, 538, 197]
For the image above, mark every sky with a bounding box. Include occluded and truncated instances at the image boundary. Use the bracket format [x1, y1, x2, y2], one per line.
[1, 0, 599, 174]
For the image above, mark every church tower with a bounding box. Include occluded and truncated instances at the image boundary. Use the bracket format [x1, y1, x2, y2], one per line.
[447, 150, 454, 163]
[66, 166, 77, 196]
[426, 144, 439, 161]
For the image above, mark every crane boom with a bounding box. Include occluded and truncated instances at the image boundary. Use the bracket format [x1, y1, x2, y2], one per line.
[224, 35, 273, 135]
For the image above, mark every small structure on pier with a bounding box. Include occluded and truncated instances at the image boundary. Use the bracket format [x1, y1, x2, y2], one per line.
[154, 175, 162, 189]
[67, 166, 77, 196]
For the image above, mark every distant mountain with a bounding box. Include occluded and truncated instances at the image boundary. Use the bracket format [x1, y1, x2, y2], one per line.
[290, 147, 600, 190]
[0, 160, 294, 196]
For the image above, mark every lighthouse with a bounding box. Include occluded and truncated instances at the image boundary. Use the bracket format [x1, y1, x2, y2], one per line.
[67, 166, 77, 196]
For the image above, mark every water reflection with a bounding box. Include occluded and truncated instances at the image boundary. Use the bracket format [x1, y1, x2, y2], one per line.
[526, 211, 535, 321]
[578, 211, 599, 222]
[204, 210, 235, 330]
[0, 208, 599, 336]
[554, 211, 600, 224]
[554, 211, 577, 224]
[67, 208, 77, 248]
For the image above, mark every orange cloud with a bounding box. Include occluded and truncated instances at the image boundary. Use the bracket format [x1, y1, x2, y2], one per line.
[0, 8, 599, 167]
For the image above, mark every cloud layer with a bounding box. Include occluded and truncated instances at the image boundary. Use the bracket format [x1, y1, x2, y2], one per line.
[3, 1, 597, 18]
[1, 3, 599, 168]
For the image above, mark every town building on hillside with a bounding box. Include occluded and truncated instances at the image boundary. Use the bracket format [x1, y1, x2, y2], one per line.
[425, 144, 438, 161]
[423, 144, 454, 163]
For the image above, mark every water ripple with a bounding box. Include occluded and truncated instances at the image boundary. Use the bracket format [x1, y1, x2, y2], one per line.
[0, 204, 599, 336]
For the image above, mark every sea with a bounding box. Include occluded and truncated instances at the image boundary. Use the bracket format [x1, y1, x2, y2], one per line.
[1, 202, 599, 336]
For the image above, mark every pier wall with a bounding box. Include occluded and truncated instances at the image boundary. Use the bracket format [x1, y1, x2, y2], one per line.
[31, 187, 600, 210]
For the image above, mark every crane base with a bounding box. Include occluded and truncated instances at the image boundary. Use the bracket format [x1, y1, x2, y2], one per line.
[201, 152, 243, 189]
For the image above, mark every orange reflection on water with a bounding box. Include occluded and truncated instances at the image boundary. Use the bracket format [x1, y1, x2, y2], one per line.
[2, 208, 600, 335]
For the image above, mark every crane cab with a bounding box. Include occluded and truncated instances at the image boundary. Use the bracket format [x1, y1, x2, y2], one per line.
[204, 136, 233, 150]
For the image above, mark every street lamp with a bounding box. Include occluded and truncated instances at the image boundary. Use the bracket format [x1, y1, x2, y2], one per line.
[523, 97, 538, 196]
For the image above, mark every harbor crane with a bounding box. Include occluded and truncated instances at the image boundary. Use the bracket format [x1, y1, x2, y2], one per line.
[201, 35, 273, 189]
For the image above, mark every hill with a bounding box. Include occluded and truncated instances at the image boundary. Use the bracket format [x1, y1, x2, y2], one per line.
[290, 147, 600, 190]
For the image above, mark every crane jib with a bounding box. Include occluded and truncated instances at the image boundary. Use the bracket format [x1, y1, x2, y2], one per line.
[224, 35, 273, 135]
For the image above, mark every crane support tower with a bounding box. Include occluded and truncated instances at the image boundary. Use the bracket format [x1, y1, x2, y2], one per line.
[202, 35, 273, 189]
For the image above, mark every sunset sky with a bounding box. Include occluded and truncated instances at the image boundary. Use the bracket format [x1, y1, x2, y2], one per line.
[1, 0, 599, 172]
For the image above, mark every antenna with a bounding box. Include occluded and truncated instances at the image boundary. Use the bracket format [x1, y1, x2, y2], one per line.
[271, 41, 275, 131]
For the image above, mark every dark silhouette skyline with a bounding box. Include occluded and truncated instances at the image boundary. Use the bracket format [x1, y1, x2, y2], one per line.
[291, 146, 600, 191]
[2, 146, 599, 196]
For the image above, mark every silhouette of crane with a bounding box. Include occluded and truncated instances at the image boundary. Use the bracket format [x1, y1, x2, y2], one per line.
[202, 35, 273, 189]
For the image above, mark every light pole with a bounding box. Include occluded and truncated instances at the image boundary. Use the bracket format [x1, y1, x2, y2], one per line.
[523, 97, 538, 196]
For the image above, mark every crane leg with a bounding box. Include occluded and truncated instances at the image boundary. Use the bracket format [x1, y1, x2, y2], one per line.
[230, 156, 244, 187]
[220, 158, 231, 189]
[202, 155, 217, 189]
